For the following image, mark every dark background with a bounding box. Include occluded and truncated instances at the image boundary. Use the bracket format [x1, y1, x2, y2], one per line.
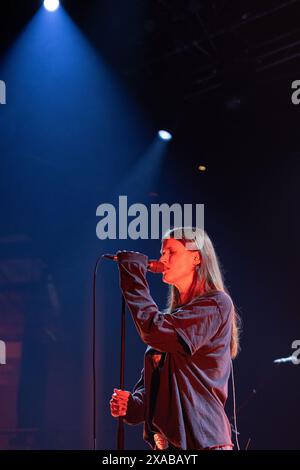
[0, 0, 299, 450]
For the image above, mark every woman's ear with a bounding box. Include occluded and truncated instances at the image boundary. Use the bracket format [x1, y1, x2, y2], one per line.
[193, 252, 201, 266]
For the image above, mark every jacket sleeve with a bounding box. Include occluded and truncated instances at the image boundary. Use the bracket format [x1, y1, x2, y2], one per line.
[123, 369, 146, 425]
[117, 251, 225, 356]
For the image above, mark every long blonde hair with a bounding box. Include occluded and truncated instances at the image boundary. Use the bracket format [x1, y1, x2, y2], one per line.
[162, 227, 240, 359]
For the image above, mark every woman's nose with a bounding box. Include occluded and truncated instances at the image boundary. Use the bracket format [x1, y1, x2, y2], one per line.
[159, 254, 166, 264]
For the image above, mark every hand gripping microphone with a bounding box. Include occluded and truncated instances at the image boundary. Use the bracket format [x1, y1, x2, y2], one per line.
[102, 253, 165, 273]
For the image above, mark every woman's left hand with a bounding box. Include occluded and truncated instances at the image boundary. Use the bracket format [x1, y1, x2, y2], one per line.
[154, 433, 169, 450]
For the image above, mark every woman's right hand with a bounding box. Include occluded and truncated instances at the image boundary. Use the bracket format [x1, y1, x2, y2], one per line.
[110, 388, 131, 418]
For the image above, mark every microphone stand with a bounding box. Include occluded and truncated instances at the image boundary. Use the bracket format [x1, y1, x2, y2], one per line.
[93, 257, 128, 451]
[98, 254, 163, 450]
[117, 295, 126, 450]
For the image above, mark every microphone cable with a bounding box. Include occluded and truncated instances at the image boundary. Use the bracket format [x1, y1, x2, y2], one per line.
[92, 256, 102, 450]
[231, 360, 240, 450]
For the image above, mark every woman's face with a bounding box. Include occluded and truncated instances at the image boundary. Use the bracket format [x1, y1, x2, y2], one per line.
[159, 238, 200, 286]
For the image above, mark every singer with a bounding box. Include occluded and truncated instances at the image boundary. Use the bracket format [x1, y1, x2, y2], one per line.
[109, 227, 240, 450]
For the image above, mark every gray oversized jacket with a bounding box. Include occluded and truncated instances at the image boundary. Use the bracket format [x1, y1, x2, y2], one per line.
[117, 251, 234, 450]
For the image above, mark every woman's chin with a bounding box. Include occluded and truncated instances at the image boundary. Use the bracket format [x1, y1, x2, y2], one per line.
[162, 272, 173, 285]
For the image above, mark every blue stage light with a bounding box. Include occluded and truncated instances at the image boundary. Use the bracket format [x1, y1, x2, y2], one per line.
[43, 0, 60, 12]
[158, 130, 172, 141]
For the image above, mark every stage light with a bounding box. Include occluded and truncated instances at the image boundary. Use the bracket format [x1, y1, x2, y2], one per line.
[198, 165, 206, 172]
[158, 130, 172, 141]
[43, 0, 60, 12]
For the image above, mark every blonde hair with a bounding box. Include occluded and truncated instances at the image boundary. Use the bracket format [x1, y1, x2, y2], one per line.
[162, 227, 240, 359]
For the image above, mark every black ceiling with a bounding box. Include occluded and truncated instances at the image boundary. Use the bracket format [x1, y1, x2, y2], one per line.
[1, 1, 300, 130]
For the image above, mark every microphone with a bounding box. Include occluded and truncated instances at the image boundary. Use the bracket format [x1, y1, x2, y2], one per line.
[102, 254, 165, 273]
